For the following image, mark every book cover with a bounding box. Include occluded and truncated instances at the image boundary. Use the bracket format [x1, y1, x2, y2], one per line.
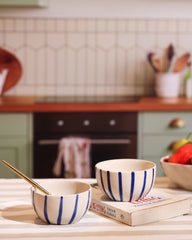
[90, 184, 191, 226]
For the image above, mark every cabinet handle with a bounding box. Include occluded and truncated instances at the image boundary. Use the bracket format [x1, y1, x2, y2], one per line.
[168, 141, 177, 151]
[83, 120, 90, 126]
[109, 119, 116, 126]
[169, 118, 186, 128]
[57, 120, 64, 126]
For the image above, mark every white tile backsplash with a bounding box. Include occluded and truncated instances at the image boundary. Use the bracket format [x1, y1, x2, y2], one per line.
[4, 19, 14, 31]
[15, 19, 25, 31]
[1, 17, 191, 96]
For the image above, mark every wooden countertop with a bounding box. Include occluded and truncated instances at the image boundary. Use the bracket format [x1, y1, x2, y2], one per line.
[1, 96, 192, 112]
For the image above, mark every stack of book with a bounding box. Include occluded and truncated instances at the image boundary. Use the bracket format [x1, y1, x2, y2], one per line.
[90, 184, 190, 226]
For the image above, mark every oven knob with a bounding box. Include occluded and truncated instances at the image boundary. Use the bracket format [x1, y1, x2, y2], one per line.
[83, 120, 90, 126]
[109, 119, 116, 126]
[57, 120, 64, 126]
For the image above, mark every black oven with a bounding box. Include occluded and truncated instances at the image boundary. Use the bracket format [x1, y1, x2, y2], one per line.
[33, 112, 137, 178]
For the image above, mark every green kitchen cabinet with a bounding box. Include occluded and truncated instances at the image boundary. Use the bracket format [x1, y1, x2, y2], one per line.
[138, 112, 192, 176]
[0, 113, 33, 178]
[0, 0, 49, 7]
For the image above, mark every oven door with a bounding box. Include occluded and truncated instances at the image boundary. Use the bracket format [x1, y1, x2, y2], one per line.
[34, 134, 137, 178]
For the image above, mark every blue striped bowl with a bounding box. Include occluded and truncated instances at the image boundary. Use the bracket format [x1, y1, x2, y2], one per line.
[31, 180, 91, 225]
[95, 159, 156, 202]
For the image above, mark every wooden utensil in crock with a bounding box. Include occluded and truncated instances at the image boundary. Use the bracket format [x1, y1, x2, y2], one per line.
[173, 53, 190, 73]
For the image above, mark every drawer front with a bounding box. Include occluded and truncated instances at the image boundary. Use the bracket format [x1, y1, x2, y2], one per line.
[0, 113, 27, 136]
[141, 112, 192, 134]
[34, 112, 137, 133]
[141, 135, 186, 157]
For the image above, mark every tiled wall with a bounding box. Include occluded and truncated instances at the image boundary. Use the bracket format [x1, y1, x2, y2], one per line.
[0, 17, 191, 96]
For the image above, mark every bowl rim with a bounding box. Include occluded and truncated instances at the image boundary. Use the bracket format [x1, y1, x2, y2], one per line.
[95, 158, 156, 172]
[31, 180, 91, 197]
[160, 155, 192, 167]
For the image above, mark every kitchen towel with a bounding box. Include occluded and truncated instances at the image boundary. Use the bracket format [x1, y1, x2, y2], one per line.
[53, 137, 91, 178]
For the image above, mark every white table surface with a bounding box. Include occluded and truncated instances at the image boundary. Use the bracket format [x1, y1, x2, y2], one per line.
[0, 177, 192, 240]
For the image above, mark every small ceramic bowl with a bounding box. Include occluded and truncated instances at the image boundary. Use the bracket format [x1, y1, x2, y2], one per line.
[160, 156, 192, 191]
[95, 159, 156, 202]
[31, 180, 91, 225]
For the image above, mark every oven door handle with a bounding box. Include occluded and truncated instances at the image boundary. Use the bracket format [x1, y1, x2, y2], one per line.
[37, 139, 131, 145]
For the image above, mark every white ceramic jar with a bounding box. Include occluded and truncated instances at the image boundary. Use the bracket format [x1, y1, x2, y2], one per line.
[155, 73, 181, 98]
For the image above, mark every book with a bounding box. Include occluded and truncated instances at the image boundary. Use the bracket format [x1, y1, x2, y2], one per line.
[90, 184, 191, 226]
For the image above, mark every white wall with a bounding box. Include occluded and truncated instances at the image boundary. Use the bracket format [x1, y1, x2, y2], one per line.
[0, 0, 192, 19]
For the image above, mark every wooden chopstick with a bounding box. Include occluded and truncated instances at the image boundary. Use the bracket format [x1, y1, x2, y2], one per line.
[1, 160, 51, 195]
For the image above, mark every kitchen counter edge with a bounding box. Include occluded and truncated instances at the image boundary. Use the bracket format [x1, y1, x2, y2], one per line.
[0, 96, 192, 112]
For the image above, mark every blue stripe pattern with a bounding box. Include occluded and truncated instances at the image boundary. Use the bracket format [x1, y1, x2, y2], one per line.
[57, 196, 63, 225]
[118, 172, 123, 201]
[32, 191, 37, 215]
[137, 170, 147, 200]
[147, 168, 155, 194]
[107, 171, 116, 201]
[100, 170, 110, 199]
[129, 172, 135, 202]
[44, 195, 50, 224]
[98, 166, 155, 202]
[68, 194, 79, 224]
[80, 190, 91, 221]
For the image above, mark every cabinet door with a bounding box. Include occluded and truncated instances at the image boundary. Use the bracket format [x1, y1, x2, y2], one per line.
[0, 139, 28, 178]
[0, 113, 33, 178]
[138, 112, 191, 177]
[141, 135, 186, 157]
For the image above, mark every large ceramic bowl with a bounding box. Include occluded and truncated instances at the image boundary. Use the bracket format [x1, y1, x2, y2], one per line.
[31, 180, 91, 225]
[160, 156, 192, 191]
[95, 159, 156, 202]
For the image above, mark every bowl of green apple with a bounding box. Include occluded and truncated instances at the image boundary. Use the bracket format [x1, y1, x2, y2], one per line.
[160, 133, 192, 191]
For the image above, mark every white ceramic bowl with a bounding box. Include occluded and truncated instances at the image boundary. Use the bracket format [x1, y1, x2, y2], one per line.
[31, 180, 91, 225]
[95, 159, 156, 202]
[160, 156, 192, 191]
